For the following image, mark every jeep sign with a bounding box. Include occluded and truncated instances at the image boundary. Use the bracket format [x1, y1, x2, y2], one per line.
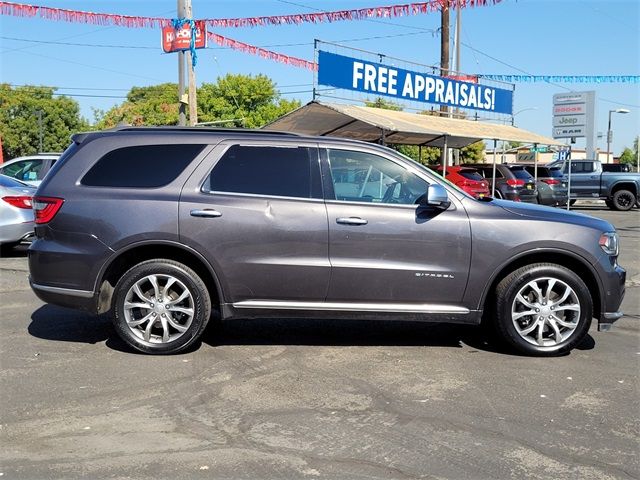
[552, 90, 596, 158]
[553, 114, 587, 127]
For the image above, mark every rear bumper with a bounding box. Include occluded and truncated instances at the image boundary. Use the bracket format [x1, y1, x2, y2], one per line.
[30, 278, 98, 313]
[0, 221, 34, 245]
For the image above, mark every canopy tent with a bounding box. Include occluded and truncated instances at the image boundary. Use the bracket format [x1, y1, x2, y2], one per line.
[263, 101, 560, 148]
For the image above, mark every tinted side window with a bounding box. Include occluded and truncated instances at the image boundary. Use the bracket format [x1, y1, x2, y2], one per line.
[82, 144, 205, 188]
[207, 145, 318, 199]
[480, 167, 503, 179]
[509, 168, 534, 180]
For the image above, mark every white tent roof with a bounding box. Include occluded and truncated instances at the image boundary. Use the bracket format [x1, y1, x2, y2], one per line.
[264, 101, 560, 148]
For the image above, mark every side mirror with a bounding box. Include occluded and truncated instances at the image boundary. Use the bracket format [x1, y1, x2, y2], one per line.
[421, 184, 451, 210]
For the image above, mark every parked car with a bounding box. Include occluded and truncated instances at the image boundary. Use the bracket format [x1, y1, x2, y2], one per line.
[436, 166, 490, 199]
[465, 163, 538, 203]
[516, 164, 568, 206]
[0, 174, 36, 251]
[0, 153, 61, 186]
[547, 159, 640, 211]
[29, 127, 626, 356]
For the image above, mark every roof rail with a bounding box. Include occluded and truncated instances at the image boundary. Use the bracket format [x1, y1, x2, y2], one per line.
[110, 126, 299, 136]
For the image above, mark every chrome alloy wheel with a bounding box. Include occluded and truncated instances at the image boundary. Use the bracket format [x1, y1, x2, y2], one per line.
[123, 274, 195, 345]
[511, 277, 581, 347]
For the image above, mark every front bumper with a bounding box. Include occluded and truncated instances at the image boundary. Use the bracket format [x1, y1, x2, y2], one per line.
[597, 261, 626, 331]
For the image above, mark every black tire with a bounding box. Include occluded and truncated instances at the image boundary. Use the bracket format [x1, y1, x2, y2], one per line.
[605, 199, 615, 209]
[494, 263, 592, 356]
[569, 199, 577, 206]
[113, 259, 211, 354]
[611, 190, 636, 211]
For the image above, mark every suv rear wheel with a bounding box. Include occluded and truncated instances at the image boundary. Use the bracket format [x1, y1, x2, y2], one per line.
[113, 259, 211, 354]
[494, 263, 592, 356]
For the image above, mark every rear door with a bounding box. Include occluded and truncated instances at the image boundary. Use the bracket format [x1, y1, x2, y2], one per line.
[179, 141, 330, 304]
[322, 146, 471, 307]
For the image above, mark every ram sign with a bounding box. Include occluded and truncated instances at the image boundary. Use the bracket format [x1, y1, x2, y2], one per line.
[317, 51, 514, 115]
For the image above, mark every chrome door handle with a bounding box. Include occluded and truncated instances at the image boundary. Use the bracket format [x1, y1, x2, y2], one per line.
[336, 217, 368, 225]
[190, 209, 222, 218]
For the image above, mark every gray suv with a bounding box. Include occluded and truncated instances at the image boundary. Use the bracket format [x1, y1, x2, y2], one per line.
[28, 127, 626, 356]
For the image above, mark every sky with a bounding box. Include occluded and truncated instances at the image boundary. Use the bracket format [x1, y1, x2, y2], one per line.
[1, 0, 639, 156]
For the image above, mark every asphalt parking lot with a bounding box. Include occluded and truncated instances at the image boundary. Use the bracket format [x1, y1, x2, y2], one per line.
[1, 204, 638, 480]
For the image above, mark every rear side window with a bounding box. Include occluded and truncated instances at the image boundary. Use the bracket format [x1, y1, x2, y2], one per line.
[82, 144, 205, 188]
[459, 169, 484, 181]
[206, 145, 320, 199]
[509, 167, 534, 180]
[480, 167, 503, 178]
[547, 168, 564, 178]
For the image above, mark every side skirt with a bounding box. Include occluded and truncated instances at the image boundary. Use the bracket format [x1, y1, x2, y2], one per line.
[222, 300, 482, 325]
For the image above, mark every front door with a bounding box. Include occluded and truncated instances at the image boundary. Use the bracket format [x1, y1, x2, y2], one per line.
[179, 142, 330, 303]
[323, 147, 471, 306]
[565, 161, 599, 198]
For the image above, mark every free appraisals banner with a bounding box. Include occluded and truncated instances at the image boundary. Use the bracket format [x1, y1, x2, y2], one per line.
[318, 51, 513, 115]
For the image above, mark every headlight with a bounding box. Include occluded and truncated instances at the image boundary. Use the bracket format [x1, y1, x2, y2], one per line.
[599, 232, 619, 256]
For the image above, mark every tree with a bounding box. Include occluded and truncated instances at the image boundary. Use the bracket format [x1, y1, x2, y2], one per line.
[460, 140, 485, 163]
[96, 75, 300, 130]
[618, 147, 635, 165]
[198, 74, 300, 128]
[0, 84, 89, 159]
[95, 83, 180, 128]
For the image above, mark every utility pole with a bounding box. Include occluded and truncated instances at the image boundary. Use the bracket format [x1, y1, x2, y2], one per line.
[439, 0, 450, 117]
[177, 0, 187, 126]
[36, 110, 43, 152]
[452, 7, 461, 165]
[439, 1, 450, 167]
[185, 0, 197, 126]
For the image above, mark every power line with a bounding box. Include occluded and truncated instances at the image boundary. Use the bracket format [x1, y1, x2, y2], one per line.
[8, 84, 132, 91]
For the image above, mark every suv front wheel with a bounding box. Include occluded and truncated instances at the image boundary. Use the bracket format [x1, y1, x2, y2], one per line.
[494, 263, 592, 356]
[113, 259, 211, 354]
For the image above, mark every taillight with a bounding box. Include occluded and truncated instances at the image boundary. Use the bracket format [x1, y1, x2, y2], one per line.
[506, 179, 525, 187]
[541, 179, 561, 185]
[32, 196, 64, 224]
[2, 196, 33, 209]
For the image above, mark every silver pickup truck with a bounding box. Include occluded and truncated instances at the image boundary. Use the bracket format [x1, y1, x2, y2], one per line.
[548, 159, 639, 211]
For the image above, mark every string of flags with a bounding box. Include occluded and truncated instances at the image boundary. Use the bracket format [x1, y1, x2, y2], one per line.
[0, 1, 503, 29]
[481, 75, 640, 84]
[1, 1, 637, 83]
[208, 32, 317, 71]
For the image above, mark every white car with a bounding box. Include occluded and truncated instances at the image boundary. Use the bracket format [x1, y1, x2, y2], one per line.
[0, 174, 36, 249]
[0, 153, 60, 186]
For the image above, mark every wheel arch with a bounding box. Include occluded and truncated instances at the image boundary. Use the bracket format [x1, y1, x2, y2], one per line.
[95, 241, 224, 314]
[609, 181, 638, 197]
[479, 249, 603, 322]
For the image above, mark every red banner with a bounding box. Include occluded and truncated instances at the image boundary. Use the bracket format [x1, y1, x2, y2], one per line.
[162, 20, 206, 53]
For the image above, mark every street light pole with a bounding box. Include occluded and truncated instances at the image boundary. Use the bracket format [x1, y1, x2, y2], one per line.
[511, 107, 538, 126]
[606, 108, 630, 164]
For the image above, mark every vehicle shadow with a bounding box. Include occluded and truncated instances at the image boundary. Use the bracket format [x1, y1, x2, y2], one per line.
[0, 244, 29, 258]
[28, 305, 595, 356]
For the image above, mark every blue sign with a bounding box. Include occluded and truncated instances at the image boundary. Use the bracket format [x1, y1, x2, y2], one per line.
[318, 51, 514, 115]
